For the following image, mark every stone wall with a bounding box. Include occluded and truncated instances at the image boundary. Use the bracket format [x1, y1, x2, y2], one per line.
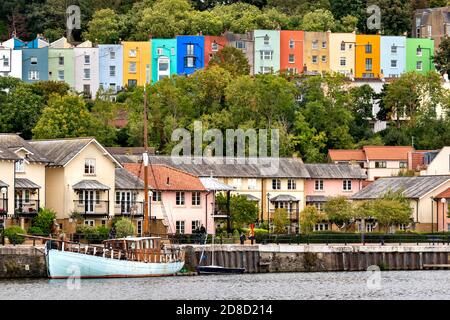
[0, 246, 46, 278]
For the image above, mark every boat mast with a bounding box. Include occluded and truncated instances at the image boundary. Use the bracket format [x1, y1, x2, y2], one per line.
[143, 84, 149, 236]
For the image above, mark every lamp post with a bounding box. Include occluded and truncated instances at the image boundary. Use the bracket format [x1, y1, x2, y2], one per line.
[441, 198, 447, 232]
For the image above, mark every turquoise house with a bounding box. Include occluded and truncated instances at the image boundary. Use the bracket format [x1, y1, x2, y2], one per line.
[151, 39, 177, 82]
[254, 30, 280, 74]
[380, 36, 406, 78]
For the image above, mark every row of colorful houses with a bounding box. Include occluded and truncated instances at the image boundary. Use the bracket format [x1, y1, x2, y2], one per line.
[0, 31, 436, 97]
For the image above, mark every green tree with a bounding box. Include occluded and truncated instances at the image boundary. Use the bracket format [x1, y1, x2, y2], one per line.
[84, 8, 122, 44]
[188, 10, 223, 35]
[301, 9, 336, 31]
[299, 205, 322, 234]
[434, 36, 450, 76]
[216, 194, 258, 228]
[114, 218, 136, 237]
[32, 208, 57, 236]
[272, 208, 289, 234]
[211, 3, 261, 33]
[209, 47, 251, 77]
[323, 196, 355, 230]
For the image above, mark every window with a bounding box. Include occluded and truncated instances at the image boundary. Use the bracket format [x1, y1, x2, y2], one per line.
[84, 159, 96, 174]
[264, 36, 270, 45]
[128, 79, 137, 87]
[375, 161, 386, 168]
[428, 25, 432, 37]
[129, 61, 136, 73]
[83, 68, 91, 79]
[192, 220, 201, 233]
[95, 191, 100, 205]
[211, 42, 219, 52]
[58, 70, 64, 81]
[340, 57, 346, 66]
[247, 179, 257, 190]
[314, 179, 324, 191]
[391, 45, 397, 54]
[2, 55, 9, 67]
[109, 65, 116, 77]
[15, 159, 25, 172]
[322, 41, 327, 49]
[171, 48, 175, 55]
[58, 56, 64, 66]
[287, 67, 297, 74]
[176, 221, 185, 234]
[232, 178, 242, 189]
[260, 66, 272, 74]
[399, 161, 407, 169]
[398, 223, 407, 231]
[110, 51, 115, 60]
[84, 220, 95, 227]
[312, 40, 318, 49]
[84, 55, 90, 64]
[28, 70, 39, 80]
[152, 191, 162, 202]
[314, 203, 322, 212]
[157, 48, 163, 55]
[288, 54, 295, 63]
[391, 60, 397, 68]
[187, 44, 194, 55]
[321, 55, 327, 63]
[363, 73, 374, 78]
[343, 180, 352, 191]
[83, 85, 91, 96]
[30, 57, 37, 64]
[417, 47, 422, 56]
[272, 179, 281, 190]
[176, 192, 185, 206]
[314, 223, 329, 231]
[416, 61, 423, 71]
[365, 223, 374, 233]
[128, 49, 137, 58]
[137, 220, 142, 236]
[340, 42, 346, 51]
[236, 41, 245, 49]
[260, 50, 273, 60]
[192, 192, 201, 206]
[287, 179, 296, 190]
[365, 44, 372, 54]
[185, 56, 195, 68]
[312, 55, 318, 63]
[289, 39, 295, 49]
[365, 58, 372, 71]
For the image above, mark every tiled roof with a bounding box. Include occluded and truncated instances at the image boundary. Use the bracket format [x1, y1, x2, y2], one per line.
[0, 134, 49, 163]
[328, 149, 366, 161]
[351, 176, 450, 200]
[115, 168, 145, 190]
[305, 164, 367, 179]
[124, 163, 206, 192]
[436, 188, 450, 199]
[362, 146, 413, 161]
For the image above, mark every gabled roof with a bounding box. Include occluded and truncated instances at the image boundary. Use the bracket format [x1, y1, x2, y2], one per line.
[115, 168, 145, 190]
[328, 149, 366, 161]
[0, 146, 20, 161]
[305, 164, 367, 179]
[435, 188, 450, 199]
[72, 180, 110, 190]
[123, 163, 206, 192]
[29, 138, 121, 168]
[362, 146, 413, 161]
[351, 176, 450, 200]
[0, 134, 49, 163]
[199, 177, 235, 191]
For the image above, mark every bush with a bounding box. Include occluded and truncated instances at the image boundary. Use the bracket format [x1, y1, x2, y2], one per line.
[28, 226, 44, 236]
[4, 226, 26, 244]
[114, 218, 135, 238]
[33, 208, 56, 235]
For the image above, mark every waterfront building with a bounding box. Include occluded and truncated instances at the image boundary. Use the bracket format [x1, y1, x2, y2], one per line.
[328, 32, 356, 78]
[303, 31, 330, 75]
[328, 146, 414, 181]
[355, 34, 381, 79]
[29, 138, 121, 233]
[99, 44, 123, 94]
[223, 31, 254, 75]
[74, 41, 99, 98]
[0, 134, 49, 230]
[280, 30, 304, 75]
[0, 146, 18, 222]
[151, 39, 177, 82]
[176, 35, 204, 75]
[412, 6, 450, 52]
[0, 44, 22, 78]
[380, 36, 406, 79]
[254, 30, 280, 75]
[406, 38, 435, 74]
[122, 41, 151, 87]
[21, 46, 49, 83]
[204, 35, 227, 67]
[352, 175, 450, 232]
[48, 38, 75, 88]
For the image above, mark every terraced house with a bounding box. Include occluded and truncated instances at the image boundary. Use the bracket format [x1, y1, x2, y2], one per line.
[48, 37, 75, 88]
[74, 41, 99, 98]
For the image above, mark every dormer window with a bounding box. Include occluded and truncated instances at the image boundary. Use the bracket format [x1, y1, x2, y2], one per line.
[84, 159, 96, 174]
[15, 159, 25, 173]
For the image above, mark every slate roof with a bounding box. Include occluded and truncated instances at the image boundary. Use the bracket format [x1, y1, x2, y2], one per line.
[15, 178, 41, 189]
[72, 180, 110, 190]
[199, 177, 235, 191]
[123, 156, 310, 178]
[306, 195, 328, 203]
[351, 176, 450, 200]
[115, 168, 145, 190]
[0, 146, 20, 161]
[0, 134, 49, 163]
[270, 194, 299, 202]
[305, 164, 367, 179]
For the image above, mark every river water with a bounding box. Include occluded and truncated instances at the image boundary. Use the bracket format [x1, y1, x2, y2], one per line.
[1, 271, 450, 300]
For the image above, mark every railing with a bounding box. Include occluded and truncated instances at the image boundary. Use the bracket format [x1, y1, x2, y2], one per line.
[15, 200, 39, 216]
[73, 200, 109, 216]
[114, 201, 144, 216]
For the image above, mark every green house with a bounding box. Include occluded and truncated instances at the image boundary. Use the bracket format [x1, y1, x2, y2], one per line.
[48, 48, 75, 89]
[406, 38, 435, 74]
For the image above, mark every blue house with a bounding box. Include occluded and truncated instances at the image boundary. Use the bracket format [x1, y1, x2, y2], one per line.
[22, 47, 49, 83]
[176, 35, 204, 75]
[99, 44, 123, 93]
[380, 36, 406, 79]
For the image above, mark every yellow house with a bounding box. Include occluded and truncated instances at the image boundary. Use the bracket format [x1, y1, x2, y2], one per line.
[122, 41, 151, 87]
[29, 138, 121, 233]
[0, 134, 49, 230]
[303, 31, 330, 75]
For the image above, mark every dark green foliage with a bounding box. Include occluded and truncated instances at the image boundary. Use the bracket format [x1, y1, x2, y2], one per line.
[32, 208, 56, 236]
[4, 226, 26, 244]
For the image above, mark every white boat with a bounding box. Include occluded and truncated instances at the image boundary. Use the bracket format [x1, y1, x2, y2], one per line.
[45, 236, 185, 279]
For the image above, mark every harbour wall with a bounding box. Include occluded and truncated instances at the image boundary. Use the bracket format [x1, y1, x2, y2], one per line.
[0, 246, 47, 278]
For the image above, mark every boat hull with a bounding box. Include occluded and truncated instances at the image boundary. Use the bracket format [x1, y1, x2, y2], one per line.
[196, 266, 246, 275]
[46, 249, 184, 279]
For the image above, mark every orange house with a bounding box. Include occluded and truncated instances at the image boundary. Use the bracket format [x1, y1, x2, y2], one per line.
[204, 36, 227, 67]
[355, 35, 381, 79]
[280, 30, 304, 75]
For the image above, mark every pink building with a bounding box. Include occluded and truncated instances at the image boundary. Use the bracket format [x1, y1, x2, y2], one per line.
[124, 163, 215, 235]
[435, 188, 450, 232]
[304, 164, 367, 211]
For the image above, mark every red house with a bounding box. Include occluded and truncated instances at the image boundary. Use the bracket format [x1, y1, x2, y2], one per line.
[204, 36, 228, 67]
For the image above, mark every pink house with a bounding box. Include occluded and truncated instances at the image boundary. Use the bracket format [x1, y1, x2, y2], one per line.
[124, 163, 215, 235]
[435, 188, 450, 232]
[304, 164, 367, 212]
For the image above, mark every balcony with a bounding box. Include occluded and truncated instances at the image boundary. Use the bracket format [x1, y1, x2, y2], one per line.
[15, 200, 40, 217]
[114, 201, 144, 217]
[73, 200, 109, 218]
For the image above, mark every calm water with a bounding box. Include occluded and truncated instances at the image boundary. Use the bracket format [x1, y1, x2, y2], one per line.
[1, 271, 450, 300]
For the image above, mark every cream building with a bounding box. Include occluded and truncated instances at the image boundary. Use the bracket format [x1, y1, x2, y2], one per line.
[417, 147, 450, 176]
[328, 32, 356, 77]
